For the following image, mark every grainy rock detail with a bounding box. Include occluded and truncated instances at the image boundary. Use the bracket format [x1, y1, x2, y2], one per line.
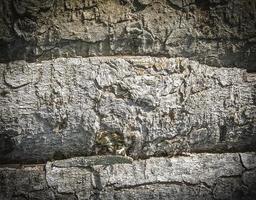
[0, 153, 256, 200]
[0, 0, 255, 199]
[0, 57, 255, 163]
[0, 0, 255, 71]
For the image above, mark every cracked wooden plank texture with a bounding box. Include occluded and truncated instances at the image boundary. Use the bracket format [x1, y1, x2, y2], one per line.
[0, 153, 255, 200]
[0, 57, 255, 163]
[0, 0, 255, 71]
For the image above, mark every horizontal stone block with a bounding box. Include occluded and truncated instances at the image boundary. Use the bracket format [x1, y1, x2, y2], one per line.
[0, 0, 255, 70]
[0, 57, 255, 163]
[0, 153, 255, 199]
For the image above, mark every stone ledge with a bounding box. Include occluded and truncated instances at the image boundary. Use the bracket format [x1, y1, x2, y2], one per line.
[0, 153, 255, 200]
[0, 0, 255, 70]
[0, 57, 255, 163]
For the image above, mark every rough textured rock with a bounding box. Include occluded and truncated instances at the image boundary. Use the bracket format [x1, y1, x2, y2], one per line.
[0, 0, 255, 71]
[0, 0, 256, 199]
[0, 153, 256, 200]
[0, 56, 255, 163]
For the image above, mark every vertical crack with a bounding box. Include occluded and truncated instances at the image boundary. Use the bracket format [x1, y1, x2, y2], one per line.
[238, 153, 247, 170]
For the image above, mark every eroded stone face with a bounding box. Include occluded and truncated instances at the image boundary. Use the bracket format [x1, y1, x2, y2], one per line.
[0, 1, 255, 199]
[0, 0, 255, 70]
[0, 153, 255, 200]
[0, 57, 255, 163]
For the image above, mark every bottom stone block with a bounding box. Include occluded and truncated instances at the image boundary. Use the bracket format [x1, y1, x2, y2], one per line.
[0, 153, 256, 200]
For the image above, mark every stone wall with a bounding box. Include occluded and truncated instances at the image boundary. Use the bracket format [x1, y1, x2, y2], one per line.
[0, 0, 255, 199]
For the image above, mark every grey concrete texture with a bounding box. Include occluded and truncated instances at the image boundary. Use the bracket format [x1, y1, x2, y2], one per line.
[0, 0, 255, 71]
[0, 57, 255, 163]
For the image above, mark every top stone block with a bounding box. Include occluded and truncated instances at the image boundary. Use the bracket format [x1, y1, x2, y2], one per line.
[0, 0, 255, 71]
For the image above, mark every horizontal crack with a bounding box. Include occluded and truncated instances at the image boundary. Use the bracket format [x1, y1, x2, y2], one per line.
[0, 54, 254, 71]
[0, 152, 255, 168]
[110, 181, 206, 191]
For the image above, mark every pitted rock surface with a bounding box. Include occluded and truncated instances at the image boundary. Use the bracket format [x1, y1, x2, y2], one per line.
[0, 57, 255, 163]
[0, 0, 255, 71]
[0, 153, 256, 200]
[0, 1, 256, 199]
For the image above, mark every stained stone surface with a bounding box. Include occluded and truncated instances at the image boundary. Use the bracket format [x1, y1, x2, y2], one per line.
[0, 56, 255, 163]
[0, 0, 255, 71]
[0, 0, 256, 199]
[0, 153, 256, 200]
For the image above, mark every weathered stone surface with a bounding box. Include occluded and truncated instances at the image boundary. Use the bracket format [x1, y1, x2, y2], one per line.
[0, 0, 255, 71]
[0, 0, 255, 199]
[0, 57, 255, 163]
[50, 155, 133, 168]
[0, 153, 256, 200]
[0, 165, 54, 200]
[240, 152, 256, 169]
